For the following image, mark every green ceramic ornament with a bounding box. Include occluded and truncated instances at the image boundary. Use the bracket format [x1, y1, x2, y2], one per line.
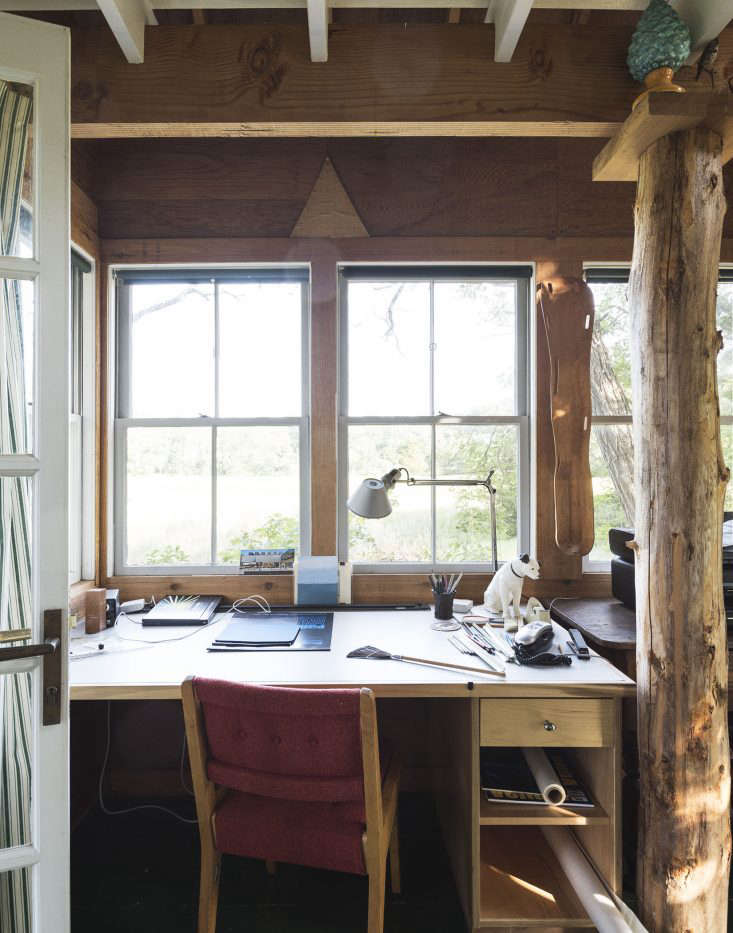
[627, 0, 691, 85]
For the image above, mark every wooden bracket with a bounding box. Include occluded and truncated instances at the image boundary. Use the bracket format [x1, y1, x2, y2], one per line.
[537, 277, 595, 557]
[593, 90, 733, 182]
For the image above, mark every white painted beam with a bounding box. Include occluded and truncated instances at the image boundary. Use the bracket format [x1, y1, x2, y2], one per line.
[306, 0, 328, 61]
[0, 0, 650, 11]
[96, 0, 157, 63]
[671, 0, 733, 52]
[485, 0, 534, 62]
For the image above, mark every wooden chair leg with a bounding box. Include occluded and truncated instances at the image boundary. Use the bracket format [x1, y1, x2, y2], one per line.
[388, 815, 401, 895]
[198, 847, 221, 933]
[367, 861, 386, 933]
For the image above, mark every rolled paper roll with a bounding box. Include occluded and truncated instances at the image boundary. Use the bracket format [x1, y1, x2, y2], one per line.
[522, 748, 566, 805]
[541, 828, 637, 933]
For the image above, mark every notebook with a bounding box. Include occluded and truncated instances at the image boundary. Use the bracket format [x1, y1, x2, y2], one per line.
[208, 612, 334, 652]
[212, 615, 301, 647]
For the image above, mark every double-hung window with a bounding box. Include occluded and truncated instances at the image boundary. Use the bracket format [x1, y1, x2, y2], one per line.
[585, 267, 733, 567]
[114, 268, 310, 572]
[338, 266, 531, 570]
[69, 249, 95, 583]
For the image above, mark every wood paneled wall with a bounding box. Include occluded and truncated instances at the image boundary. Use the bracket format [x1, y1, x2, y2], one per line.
[72, 134, 731, 601]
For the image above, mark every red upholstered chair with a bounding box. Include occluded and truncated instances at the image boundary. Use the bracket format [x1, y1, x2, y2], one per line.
[181, 676, 401, 933]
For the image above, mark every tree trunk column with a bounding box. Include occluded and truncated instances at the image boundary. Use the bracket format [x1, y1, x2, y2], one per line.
[630, 125, 731, 931]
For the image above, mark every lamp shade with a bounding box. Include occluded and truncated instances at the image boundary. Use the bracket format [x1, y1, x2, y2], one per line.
[347, 478, 393, 519]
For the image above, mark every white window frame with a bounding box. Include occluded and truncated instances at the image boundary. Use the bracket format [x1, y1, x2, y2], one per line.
[583, 262, 733, 572]
[69, 246, 96, 584]
[337, 264, 532, 573]
[111, 265, 311, 575]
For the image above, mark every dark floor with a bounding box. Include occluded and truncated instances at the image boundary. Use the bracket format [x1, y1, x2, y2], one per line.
[71, 792, 466, 933]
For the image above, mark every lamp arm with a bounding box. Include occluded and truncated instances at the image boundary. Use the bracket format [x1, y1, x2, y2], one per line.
[387, 467, 498, 571]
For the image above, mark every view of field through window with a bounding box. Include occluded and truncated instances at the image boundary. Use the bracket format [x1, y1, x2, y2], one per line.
[587, 278, 733, 563]
[345, 276, 524, 564]
[121, 277, 304, 568]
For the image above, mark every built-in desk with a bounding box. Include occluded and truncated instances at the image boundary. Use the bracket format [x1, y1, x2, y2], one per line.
[69, 610, 634, 931]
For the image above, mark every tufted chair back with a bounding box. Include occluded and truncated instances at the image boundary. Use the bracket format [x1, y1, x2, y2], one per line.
[193, 677, 365, 804]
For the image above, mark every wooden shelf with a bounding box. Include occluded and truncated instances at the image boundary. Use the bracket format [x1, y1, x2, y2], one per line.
[479, 797, 609, 827]
[593, 90, 733, 183]
[478, 828, 593, 928]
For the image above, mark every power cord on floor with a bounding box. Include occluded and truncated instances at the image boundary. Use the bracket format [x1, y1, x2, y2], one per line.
[98, 700, 198, 825]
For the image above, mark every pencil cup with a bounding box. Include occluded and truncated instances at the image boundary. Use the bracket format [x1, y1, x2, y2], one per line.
[434, 593, 455, 621]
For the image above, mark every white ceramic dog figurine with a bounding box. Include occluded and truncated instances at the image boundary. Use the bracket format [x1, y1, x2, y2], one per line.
[483, 553, 541, 633]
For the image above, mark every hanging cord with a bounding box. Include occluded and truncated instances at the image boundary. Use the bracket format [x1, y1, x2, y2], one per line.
[98, 700, 198, 825]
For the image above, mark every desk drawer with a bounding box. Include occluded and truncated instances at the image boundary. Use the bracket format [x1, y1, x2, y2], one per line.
[479, 698, 614, 747]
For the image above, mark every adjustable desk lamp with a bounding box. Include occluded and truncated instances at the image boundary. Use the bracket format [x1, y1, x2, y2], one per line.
[347, 466, 498, 571]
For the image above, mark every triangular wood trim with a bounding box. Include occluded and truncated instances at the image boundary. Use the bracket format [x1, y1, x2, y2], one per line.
[290, 157, 368, 238]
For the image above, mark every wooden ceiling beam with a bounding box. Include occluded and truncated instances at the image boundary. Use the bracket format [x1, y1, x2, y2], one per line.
[0, 0, 649, 10]
[306, 0, 328, 60]
[70, 21, 657, 137]
[96, 0, 157, 63]
[485, 0, 533, 62]
[671, 0, 733, 53]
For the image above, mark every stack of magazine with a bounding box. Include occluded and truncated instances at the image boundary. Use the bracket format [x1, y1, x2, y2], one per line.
[480, 748, 593, 807]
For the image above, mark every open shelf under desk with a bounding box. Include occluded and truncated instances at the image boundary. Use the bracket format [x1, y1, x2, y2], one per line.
[479, 798, 609, 827]
[478, 828, 593, 929]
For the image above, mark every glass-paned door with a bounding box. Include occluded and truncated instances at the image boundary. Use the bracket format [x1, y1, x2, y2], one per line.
[0, 14, 70, 933]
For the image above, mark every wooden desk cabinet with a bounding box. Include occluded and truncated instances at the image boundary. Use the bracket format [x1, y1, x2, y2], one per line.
[429, 695, 622, 931]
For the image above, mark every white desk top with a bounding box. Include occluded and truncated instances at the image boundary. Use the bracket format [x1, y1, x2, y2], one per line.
[69, 610, 635, 700]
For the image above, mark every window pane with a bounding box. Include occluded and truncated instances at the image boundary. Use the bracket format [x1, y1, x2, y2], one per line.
[127, 281, 215, 418]
[0, 475, 33, 859]
[70, 263, 83, 417]
[69, 414, 82, 583]
[435, 424, 518, 563]
[434, 282, 517, 415]
[219, 282, 302, 417]
[589, 424, 635, 563]
[347, 281, 430, 416]
[717, 284, 733, 417]
[216, 426, 300, 564]
[0, 868, 32, 931]
[0, 278, 34, 454]
[126, 427, 211, 565]
[0, 81, 33, 259]
[348, 425, 431, 561]
[589, 282, 631, 417]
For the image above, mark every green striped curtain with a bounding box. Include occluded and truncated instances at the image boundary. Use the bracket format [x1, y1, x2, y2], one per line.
[0, 79, 34, 933]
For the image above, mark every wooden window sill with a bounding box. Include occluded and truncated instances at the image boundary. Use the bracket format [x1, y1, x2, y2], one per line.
[104, 572, 611, 604]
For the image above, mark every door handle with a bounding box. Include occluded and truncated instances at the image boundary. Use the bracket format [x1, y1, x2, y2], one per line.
[0, 610, 63, 726]
[0, 637, 58, 662]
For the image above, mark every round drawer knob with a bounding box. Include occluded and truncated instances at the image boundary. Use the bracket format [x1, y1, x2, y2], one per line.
[543, 720, 557, 732]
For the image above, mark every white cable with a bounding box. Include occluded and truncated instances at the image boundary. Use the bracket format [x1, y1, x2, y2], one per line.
[98, 700, 198, 824]
[232, 595, 271, 614]
[69, 611, 227, 661]
[112, 611, 226, 645]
